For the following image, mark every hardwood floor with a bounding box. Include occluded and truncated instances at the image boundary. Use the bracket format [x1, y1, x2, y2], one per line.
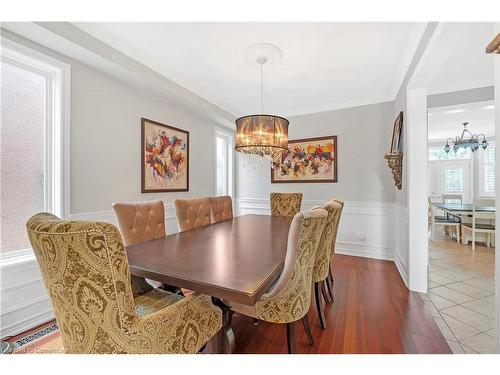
[232, 255, 451, 354]
[6, 254, 451, 354]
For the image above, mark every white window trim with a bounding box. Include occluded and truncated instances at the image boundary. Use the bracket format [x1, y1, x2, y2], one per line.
[1, 37, 70, 262]
[478, 140, 496, 198]
[214, 126, 234, 197]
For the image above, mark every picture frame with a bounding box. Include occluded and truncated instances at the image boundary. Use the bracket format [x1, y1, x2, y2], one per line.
[271, 135, 337, 183]
[390, 111, 404, 153]
[141, 117, 189, 192]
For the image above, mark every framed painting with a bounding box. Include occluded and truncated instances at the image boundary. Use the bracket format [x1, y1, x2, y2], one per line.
[141, 118, 189, 192]
[390, 111, 404, 153]
[271, 135, 337, 183]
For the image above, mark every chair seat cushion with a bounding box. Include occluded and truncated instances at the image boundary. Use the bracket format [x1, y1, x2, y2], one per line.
[134, 288, 183, 318]
[461, 223, 495, 230]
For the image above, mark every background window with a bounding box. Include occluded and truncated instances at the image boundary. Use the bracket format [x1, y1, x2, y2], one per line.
[1, 61, 46, 252]
[444, 168, 464, 193]
[479, 143, 495, 196]
[215, 129, 234, 197]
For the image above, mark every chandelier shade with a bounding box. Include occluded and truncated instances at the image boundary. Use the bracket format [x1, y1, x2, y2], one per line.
[234, 114, 289, 157]
[444, 122, 488, 153]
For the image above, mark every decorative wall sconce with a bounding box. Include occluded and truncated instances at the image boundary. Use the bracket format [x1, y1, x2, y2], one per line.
[385, 111, 404, 190]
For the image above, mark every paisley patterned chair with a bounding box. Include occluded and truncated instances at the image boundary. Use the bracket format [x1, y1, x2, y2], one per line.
[228, 209, 327, 353]
[270, 192, 303, 217]
[311, 199, 343, 329]
[112, 200, 166, 296]
[210, 196, 233, 224]
[26, 213, 222, 354]
[173, 197, 212, 297]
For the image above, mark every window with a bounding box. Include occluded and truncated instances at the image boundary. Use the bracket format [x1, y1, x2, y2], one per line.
[444, 168, 464, 193]
[428, 146, 471, 161]
[215, 128, 234, 197]
[0, 39, 69, 254]
[479, 142, 495, 197]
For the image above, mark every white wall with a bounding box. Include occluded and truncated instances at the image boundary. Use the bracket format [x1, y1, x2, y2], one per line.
[1, 31, 222, 337]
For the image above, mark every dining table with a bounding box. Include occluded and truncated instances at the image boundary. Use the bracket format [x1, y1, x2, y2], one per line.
[125, 214, 293, 353]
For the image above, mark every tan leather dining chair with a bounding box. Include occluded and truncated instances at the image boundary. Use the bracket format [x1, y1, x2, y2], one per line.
[26, 213, 222, 354]
[228, 209, 327, 353]
[173, 197, 212, 296]
[173, 197, 212, 231]
[112, 200, 166, 296]
[210, 196, 233, 223]
[312, 199, 343, 329]
[270, 192, 303, 217]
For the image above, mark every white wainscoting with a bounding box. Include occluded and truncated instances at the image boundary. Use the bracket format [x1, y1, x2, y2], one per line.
[1, 199, 409, 338]
[236, 198, 408, 285]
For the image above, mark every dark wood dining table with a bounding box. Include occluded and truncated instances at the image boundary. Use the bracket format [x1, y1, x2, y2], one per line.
[126, 214, 293, 353]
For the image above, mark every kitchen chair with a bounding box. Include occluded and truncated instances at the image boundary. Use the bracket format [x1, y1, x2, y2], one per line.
[270, 192, 303, 217]
[429, 197, 460, 242]
[228, 209, 327, 353]
[461, 199, 495, 250]
[26, 213, 222, 353]
[312, 199, 343, 329]
[210, 196, 233, 223]
[112, 200, 166, 296]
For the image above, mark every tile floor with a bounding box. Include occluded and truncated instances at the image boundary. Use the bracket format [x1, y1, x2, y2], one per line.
[421, 230, 496, 354]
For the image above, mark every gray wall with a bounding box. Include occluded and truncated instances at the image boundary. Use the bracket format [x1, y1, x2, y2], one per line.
[236, 101, 396, 203]
[3, 31, 220, 215]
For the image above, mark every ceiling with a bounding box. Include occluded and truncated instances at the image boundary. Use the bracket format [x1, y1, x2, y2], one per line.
[428, 101, 495, 142]
[428, 23, 495, 94]
[73, 22, 426, 117]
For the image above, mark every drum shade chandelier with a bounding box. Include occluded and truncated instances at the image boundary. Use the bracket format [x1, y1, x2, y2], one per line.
[235, 43, 289, 164]
[444, 122, 488, 153]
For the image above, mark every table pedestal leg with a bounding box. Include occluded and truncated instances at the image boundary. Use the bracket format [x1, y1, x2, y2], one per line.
[213, 298, 235, 354]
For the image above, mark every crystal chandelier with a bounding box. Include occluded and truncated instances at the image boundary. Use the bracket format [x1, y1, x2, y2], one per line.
[444, 122, 488, 153]
[235, 44, 289, 165]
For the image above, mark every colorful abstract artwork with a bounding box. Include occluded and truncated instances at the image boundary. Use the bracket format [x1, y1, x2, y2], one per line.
[141, 118, 189, 192]
[271, 136, 337, 183]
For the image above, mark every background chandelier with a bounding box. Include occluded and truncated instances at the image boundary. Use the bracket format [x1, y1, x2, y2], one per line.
[444, 122, 488, 153]
[235, 43, 289, 164]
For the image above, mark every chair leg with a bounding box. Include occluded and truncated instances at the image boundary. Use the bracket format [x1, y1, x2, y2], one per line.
[327, 266, 335, 301]
[286, 322, 296, 354]
[314, 282, 327, 329]
[253, 318, 259, 325]
[456, 225, 460, 243]
[321, 280, 330, 304]
[301, 313, 315, 346]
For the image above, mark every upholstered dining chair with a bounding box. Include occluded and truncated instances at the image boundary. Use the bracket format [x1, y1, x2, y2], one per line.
[325, 199, 344, 301]
[311, 199, 343, 329]
[228, 209, 327, 353]
[112, 200, 166, 296]
[26, 213, 222, 354]
[210, 196, 233, 223]
[173, 197, 212, 297]
[173, 197, 212, 231]
[270, 192, 303, 217]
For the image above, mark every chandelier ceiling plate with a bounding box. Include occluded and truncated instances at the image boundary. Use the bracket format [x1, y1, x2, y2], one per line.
[243, 43, 283, 68]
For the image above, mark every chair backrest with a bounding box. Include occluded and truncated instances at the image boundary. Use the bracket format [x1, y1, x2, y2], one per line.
[256, 209, 327, 322]
[112, 200, 166, 296]
[112, 200, 166, 246]
[26, 213, 138, 353]
[270, 192, 303, 217]
[473, 199, 496, 220]
[442, 194, 462, 204]
[173, 197, 212, 231]
[210, 196, 233, 223]
[312, 199, 343, 283]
